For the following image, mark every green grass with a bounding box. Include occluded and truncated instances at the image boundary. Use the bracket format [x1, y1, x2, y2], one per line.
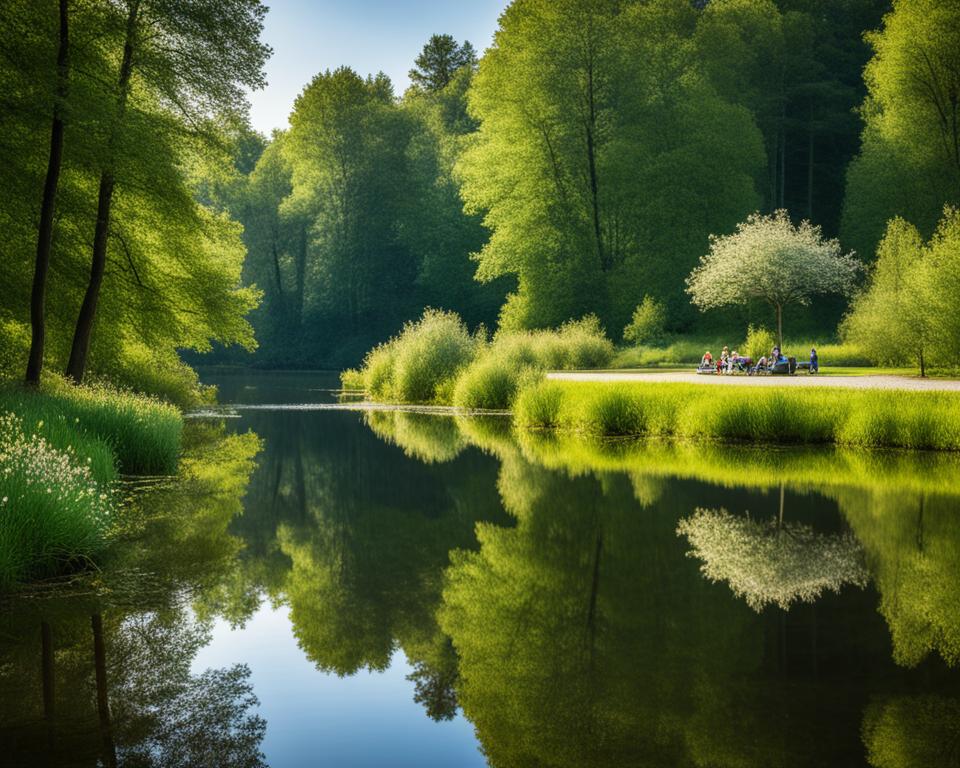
[515, 380, 960, 451]
[0, 378, 182, 475]
[0, 379, 185, 588]
[0, 412, 113, 587]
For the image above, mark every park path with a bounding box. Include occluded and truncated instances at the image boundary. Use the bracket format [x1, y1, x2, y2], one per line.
[546, 371, 960, 392]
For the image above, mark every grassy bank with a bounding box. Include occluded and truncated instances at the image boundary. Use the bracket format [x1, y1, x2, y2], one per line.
[515, 380, 960, 451]
[0, 380, 184, 587]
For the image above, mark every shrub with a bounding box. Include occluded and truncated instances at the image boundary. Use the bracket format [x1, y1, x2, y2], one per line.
[453, 356, 520, 410]
[743, 325, 776, 362]
[0, 413, 114, 587]
[93, 342, 213, 409]
[347, 311, 614, 405]
[390, 309, 477, 403]
[363, 342, 400, 400]
[623, 296, 667, 346]
[555, 315, 616, 369]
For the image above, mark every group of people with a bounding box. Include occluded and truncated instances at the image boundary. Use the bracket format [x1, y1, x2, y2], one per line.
[700, 346, 819, 374]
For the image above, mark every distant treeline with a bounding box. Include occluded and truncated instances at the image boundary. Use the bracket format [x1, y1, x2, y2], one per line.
[210, 0, 935, 368]
[4, 0, 959, 377]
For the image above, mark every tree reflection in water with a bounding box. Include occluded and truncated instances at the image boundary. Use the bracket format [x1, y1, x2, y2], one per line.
[3, 399, 960, 768]
[0, 421, 266, 768]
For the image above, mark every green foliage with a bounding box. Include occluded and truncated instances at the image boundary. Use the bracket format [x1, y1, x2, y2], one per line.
[843, 210, 960, 376]
[743, 324, 776, 362]
[347, 309, 476, 404]
[459, 0, 764, 332]
[515, 380, 960, 451]
[863, 695, 960, 768]
[391, 310, 477, 403]
[842, 0, 960, 257]
[348, 311, 614, 408]
[408, 34, 476, 93]
[452, 356, 520, 411]
[623, 297, 667, 346]
[0, 0, 266, 392]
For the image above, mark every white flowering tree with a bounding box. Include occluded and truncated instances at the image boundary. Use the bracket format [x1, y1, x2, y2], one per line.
[686, 211, 862, 349]
[676, 506, 869, 612]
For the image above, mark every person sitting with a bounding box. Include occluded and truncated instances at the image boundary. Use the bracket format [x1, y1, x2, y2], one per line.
[726, 350, 741, 373]
[718, 346, 730, 373]
[754, 355, 768, 373]
[810, 347, 819, 373]
[701, 350, 713, 368]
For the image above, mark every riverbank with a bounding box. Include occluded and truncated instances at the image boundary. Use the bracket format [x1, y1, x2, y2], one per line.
[515, 380, 960, 450]
[0, 380, 183, 587]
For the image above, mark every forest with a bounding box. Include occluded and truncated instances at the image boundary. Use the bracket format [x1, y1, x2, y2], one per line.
[3, 0, 958, 384]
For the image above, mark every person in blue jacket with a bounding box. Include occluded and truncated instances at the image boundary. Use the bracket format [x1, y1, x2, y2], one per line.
[810, 347, 819, 373]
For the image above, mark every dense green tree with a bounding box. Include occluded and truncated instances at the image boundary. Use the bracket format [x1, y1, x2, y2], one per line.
[459, 0, 764, 331]
[843, 209, 960, 375]
[408, 34, 477, 93]
[284, 68, 418, 359]
[842, 0, 960, 257]
[65, 0, 270, 382]
[841, 217, 934, 375]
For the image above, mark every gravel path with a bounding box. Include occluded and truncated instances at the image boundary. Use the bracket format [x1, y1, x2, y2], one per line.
[546, 371, 960, 392]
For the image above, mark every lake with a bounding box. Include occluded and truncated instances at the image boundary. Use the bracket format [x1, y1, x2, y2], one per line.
[1, 370, 958, 767]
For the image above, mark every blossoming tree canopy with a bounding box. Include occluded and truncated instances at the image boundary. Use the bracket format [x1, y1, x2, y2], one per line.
[686, 210, 862, 348]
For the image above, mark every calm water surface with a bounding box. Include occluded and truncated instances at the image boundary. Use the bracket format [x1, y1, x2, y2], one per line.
[1, 370, 958, 767]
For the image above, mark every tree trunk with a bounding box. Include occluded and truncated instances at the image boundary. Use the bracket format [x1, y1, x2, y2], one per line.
[92, 613, 117, 768]
[26, 0, 69, 386]
[806, 127, 814, 220]
[65, 0, 139, 383]
[779, 126, 786, 209]
[919, 349, 926, 378]
[584, 62, 604, 271]
[776, 304, 783, 351]
[295, 225, 307, 331]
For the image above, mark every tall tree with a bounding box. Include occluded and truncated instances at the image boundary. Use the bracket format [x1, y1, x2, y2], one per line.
[65, 0, 270, 382]
[842, 0, 960, 257]
[408, 34, 476, 93]
[687, 211, 861, 348]
[284, 68, 415, 349]
[26, 0, 69, 386]
[459, 0, 763, 331]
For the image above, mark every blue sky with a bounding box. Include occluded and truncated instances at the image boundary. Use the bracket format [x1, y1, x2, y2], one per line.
[249, 0, 510, 135]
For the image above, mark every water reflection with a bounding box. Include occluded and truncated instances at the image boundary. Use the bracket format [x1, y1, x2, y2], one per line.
[0, 423, 266, 767]
[1, 372, 958, 767]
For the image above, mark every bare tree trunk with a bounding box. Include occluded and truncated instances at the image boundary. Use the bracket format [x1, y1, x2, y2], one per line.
[806, 127, 814, 220]
[92, 613, 117, 768]
[919, 349, 926, 378]
[26, 0, 69, 386]
[585, 69, 604, 271]
[776, 304, 783, 351]
[65, 0, 139, 383]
